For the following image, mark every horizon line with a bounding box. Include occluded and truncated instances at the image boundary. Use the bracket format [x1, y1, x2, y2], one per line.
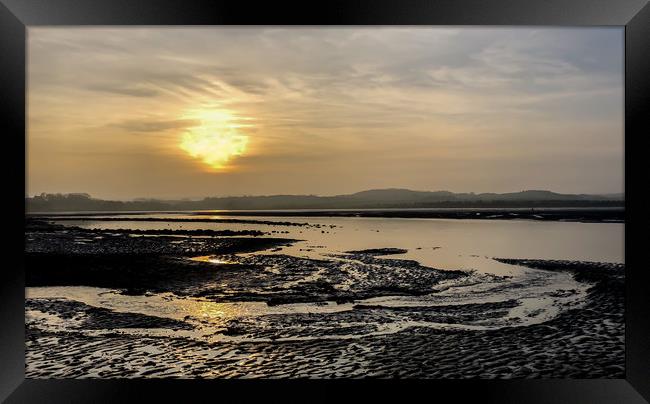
[25, 187, 626, 202]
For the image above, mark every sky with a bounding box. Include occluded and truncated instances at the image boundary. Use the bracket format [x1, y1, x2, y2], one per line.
[27, 27, 624, 200]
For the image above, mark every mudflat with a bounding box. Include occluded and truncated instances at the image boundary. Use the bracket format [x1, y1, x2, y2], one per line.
[25, 219, 624, 378]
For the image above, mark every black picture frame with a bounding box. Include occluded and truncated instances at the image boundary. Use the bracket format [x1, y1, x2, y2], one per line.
[2, 0, 648, 402]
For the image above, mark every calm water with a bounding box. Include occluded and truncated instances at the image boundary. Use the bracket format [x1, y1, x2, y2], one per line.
[27, 212, 624, 345]
[58, 213, 624, 276]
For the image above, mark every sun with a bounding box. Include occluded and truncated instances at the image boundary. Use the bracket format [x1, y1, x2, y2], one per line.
[179, 109, 250, 170]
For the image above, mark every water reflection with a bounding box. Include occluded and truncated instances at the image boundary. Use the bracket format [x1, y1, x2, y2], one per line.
[29, 213, 621, 343]
[189, 255, 235, 265]
[62, 214, 624, 276]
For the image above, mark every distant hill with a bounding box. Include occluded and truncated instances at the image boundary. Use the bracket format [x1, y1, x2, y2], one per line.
[25, 189, 624, 213]
[345, 188, 622, 203]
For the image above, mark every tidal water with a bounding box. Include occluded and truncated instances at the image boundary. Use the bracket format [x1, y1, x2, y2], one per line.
[27, 213, 623, 343]
[58, 212, 624, 274]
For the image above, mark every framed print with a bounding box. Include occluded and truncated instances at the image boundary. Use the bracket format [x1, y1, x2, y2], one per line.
[1, 0, 649, 402]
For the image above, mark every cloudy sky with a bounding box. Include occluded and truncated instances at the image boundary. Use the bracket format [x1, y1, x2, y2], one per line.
[27, 27, 623, 200]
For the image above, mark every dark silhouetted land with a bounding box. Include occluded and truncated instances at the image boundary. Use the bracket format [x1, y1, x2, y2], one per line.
[26, 189, 624, 213]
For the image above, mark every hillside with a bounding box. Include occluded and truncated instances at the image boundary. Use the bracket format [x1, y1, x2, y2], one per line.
[25, 189, 624, 212]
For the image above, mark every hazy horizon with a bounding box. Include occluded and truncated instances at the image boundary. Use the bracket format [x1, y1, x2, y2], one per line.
[28, 27, 624, 200]
[26, 187, 625, 202]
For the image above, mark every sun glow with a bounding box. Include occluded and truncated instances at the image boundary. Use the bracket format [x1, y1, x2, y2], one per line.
[179, 110, 250, 170]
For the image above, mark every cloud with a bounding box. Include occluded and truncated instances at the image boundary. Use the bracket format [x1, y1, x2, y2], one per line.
[109, 118, 200, 133]
[27, 27, 624, 197]
[87, 83, 160, 98]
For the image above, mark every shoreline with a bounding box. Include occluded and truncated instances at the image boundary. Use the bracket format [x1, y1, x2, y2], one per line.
[25, 220, 624, 378]
[28, 207, 625, 223]
[25, 257, 624, 378]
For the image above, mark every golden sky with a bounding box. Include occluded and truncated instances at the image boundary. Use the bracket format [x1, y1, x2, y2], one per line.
[27, 27, 623, 200]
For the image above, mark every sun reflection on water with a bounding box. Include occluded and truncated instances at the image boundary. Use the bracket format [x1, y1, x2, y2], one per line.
[190, 255, 234, 265]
